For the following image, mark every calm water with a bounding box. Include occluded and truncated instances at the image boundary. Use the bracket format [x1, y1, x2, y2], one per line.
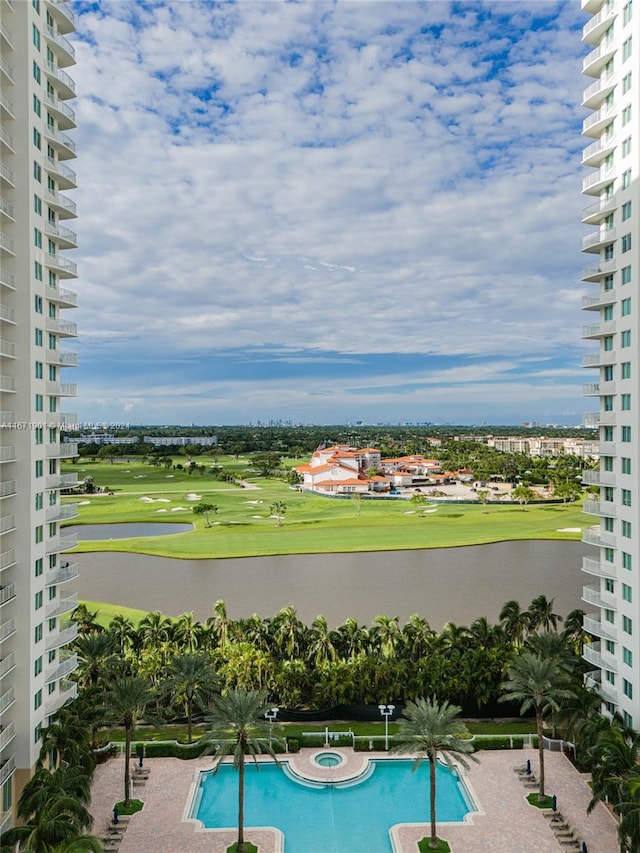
[73, 540, 589, 628]
[66, 523, 193, 540]
[193, 759, 471, 853]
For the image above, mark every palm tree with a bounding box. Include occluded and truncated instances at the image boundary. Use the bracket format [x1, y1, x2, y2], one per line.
[3, 793, 95, 852]
[618, 773, 640, 853]
[108, 614, 136, 656]
[371, 614, 402, 659]
[163, 651, 219, 743]
[172, 611, 202, 653]
[202, 689, 284, 853]
[588, 724, 640, 815]
[499, 600, 529, 648]
[137, 610, 173, 648]
[391, 697, 477, 850]
[69, 604, 101, 636]
[526, 594, 562, 633]
[74, 631, 119, 688]
[499, 652, 575, 800]
[105, 675, 155, 806]
[306, 615, 337, 667]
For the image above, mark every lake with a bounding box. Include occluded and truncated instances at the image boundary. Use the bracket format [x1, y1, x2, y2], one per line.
[73, 540, 591, 628]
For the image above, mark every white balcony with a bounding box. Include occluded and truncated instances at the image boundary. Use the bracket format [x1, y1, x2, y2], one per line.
[45, 188, 77, 219]
[45, 472, 78, 490]
[581, 350, 615, 368]
[45, 156, 76, 190]
[0, 653, 15, 680]
[0, 687, 15, 716]
[45, 680, 77, 716]
[582, 227, 616, 253]
[0, 338, 14, 357]
[0, 515, 15, 535]
[46, 590, 78, 618]
[583, 468, 616, 486]
[46, 317, 77, 337]
[582, 288, 616, 311]
[582, 320, 616, 339]
[59, 350, 78, 367]
[0, 446, 16, 463]
[0, 720, 16, 751]
[0, 481, 16, 499]
[45, 533, 78, 554]
[582, 74, 616, 110]
[582, 526, 616, 548]
[583, 583, 617, 609]
[0, 584, 15, 607]
[582, 0, 604, 12]
[46, 503, 78, 523]
[582, 5, 617, 44]
[583, 644, 614, 673]
[0, 375, 14, 393]
[0, 231, 14, 255]
[43, 92, 76, 130]
[0, 91, 13, 119]
[44, 60, 76, 99]
[0, 550, 15, 572]
[0, 21, 13, 50]
[48, 0, 76, 34]
[583, 613, 617, 641]
[45, 253, 77, 279]
[0, 269, 15, 290]
[45, 621, 78, 651]
[45, 381, 77, 397]
[45, 222, 77, 250]
[0, 197, 13, 221]
[0, 163, 14, 188]
[0, 412, 14, 426]
[45, 652, 78, 684]
[583, 499, 611, 516]
[583, 555, 616, 579]
[582, 135, 616, 168]
[44, 23, 76, 66]
[0, 125, 14, 153]
[582, 38, 616, 77]
[45, 560, 79, 586]
[583, 382, 600, 396]
[582, 165, 616, 193]
[44, 126, 76, 160]
[0, 755, 15, 787]
[0, 618, 15, 642]
[0, 56, 14, 84]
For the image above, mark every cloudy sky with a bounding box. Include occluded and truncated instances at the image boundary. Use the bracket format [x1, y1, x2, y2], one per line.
[69, 0, 591, 426]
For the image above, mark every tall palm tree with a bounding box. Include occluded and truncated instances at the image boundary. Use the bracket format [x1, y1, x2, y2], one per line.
[526, 595, 562, 633]
[499, 652, 575, 800]
[371, 614, 402, 659]
[172, 611, 202, 653]
[69, 604, 101, 636]
[306, 615, 338, 667]
[269, 605, 306, 660]
[105, 675, 155, 805]
[137, 611, 173, 648]
[108, 614, 136, 656]
[202, 689, 284, 853]
[74, 631, 119, 688]
[2, 793, 95, 852]
[618, 773, 640, 853]
[163, 651, 219, 743]
[391, 697, 477, 850]
[499, 599, 529, 648]
[587, 724, 640, 815]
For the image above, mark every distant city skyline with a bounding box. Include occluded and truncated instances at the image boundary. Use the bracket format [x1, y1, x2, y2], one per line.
[72, 1, 587, 425]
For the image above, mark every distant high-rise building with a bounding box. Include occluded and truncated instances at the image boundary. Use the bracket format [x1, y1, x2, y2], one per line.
[0, 0, 79, 827]
[581, 0, 638, 727]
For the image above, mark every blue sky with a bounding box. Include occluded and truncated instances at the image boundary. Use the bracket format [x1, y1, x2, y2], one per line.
[68, 0, 590, 426]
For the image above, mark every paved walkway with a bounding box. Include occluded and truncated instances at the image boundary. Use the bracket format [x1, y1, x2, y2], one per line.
[89, 749, 619, 852]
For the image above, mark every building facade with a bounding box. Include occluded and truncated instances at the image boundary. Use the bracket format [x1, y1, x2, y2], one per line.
[581, 0, 639, 727]
[0, 0, 79, 828]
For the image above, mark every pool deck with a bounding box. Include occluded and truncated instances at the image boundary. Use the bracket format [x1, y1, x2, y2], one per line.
[89, 748, 619, 852]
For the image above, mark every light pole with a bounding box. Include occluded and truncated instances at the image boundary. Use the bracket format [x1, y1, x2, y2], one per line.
[378, 703, 395, 751]
[265, 707, 279, 748]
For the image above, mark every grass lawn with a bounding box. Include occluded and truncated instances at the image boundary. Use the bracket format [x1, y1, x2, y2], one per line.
[81, 600, 151, 629]
[63, 459, 588, 560]
[417, 839, 450, 852]
[113, 799, 144, 816]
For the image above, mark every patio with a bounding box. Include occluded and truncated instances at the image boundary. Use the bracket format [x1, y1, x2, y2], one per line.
[89, 749, 619, 852]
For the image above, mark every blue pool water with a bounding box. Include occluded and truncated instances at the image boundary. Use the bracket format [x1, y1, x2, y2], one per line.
[192, 759, 472, 853]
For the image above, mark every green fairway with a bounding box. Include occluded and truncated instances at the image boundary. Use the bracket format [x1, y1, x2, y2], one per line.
[63, 459, 588, 559]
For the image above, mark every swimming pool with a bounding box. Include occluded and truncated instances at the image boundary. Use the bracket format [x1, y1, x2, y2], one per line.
[191, 758, 474, 852]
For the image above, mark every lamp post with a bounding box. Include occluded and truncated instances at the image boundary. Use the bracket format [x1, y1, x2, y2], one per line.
[378, 703, 395, 751]
[265, 707, 279, 748]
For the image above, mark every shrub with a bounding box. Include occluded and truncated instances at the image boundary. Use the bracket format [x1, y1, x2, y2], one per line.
[354, 738, 387, 752]
[287, 738, 300, 753]
[132, 740, 206, 759]
[472, 735, 525, 750]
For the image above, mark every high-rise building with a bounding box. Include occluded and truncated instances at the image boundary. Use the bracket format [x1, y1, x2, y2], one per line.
[581, 0, 638, 728]
[0, 0, 79, 829]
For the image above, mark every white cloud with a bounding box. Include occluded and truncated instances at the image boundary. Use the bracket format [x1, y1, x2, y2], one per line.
[66, 0, 590, 423]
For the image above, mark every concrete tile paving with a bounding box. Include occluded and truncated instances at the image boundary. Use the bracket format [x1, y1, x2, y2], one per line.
[89, 749, 619, 852]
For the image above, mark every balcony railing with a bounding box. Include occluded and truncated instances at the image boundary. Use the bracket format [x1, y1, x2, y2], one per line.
[45, 23, 76, 63]
[45, 188, 77, 218]
[0, 549, 15, 571]
[49, 0, 76, 33]
[0, 515, 15, 535]
[583, 583, 616, 609]
[0, 720, 15, 751]
[582, 320, 616, 338]
[45, 222, 78, 249]
[582, 165, 616, 191]
[0, 618, 15, 642]
[0, 269, 15, 290]
[45, 533, 78, 554]
[45, 156, 77, 189]
[0, 653, 15, 680]
[0, 481, 16, 499]
[583, 614, 617, 641]
[0, 756, 15, 787]
[582, 5, 617, 44]
[46, 621, 78, 651]
[45, 560, 79, 587]
[46, 317, 78, 337]
[582, 37, 616, 76]
[44, 127, 76, 158]
[45, 652, 78, 684]
[46, 590, 78, 618]
[44, 92, 76, 127]
[45, 60, 76, 97]
[582, 227, 616, 252]
[0, 338, 14, 357]
[0, 584, 15, 607]
[45, 680, 78, 716]
[0, 447, 16, 463]
[0, 687, 15, 716]
[0, 162, 14, 187]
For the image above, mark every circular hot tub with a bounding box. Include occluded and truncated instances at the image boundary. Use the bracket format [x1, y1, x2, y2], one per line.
[312, 751, 345, 768]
